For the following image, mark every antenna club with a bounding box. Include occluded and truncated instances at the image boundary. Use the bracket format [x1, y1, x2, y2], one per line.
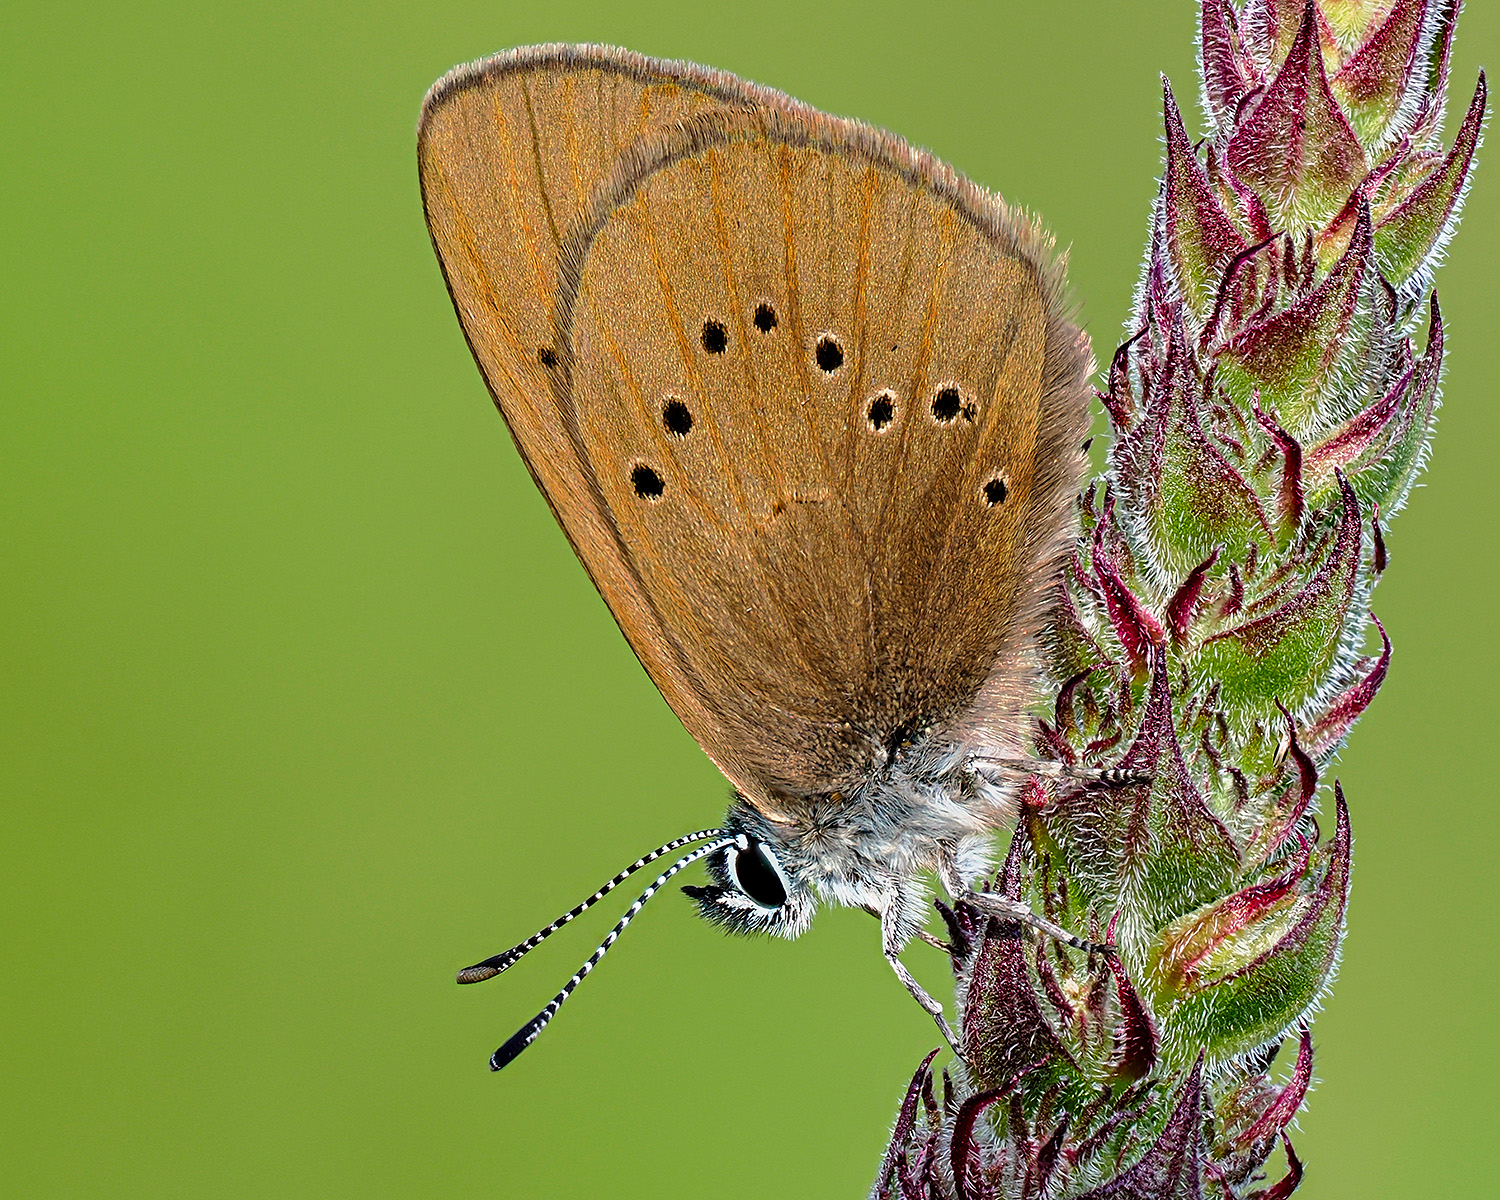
[490, 1012, 546, 1070]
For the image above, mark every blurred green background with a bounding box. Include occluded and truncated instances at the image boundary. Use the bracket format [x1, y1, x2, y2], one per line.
[3, 1, 1495, 1196]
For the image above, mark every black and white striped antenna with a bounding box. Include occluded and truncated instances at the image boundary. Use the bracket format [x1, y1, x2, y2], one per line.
[458, 830, 735, 1070]
[456, 829, 725, 983]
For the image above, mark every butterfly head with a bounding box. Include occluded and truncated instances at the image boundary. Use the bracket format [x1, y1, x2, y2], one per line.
[682, 802, 818, 939]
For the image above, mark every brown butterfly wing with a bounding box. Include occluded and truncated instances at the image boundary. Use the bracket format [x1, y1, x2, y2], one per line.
[419, 47, 778, 788]
[419, 47, 1092, 814]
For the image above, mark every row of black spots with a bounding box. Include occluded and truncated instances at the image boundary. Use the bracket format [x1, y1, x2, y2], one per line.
[693, 315, 970, 422]
[706, 306, 780, 348]
[632, 395, 696, 498]
[861, 385, 979, 433]
[697, 309, 852, 375]
[632, 458, 1004, 508]
[654, 379, 968, 443]
[632, 393, 697, 501]
[700, 312, 758, 355]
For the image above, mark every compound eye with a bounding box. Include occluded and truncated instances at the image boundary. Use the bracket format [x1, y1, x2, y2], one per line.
[728, 837, 789, 909]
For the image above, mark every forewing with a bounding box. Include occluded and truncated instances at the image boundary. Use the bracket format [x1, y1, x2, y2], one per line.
[419, 46, 788, 795]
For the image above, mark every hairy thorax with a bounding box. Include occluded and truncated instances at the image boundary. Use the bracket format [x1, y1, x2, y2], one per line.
[739, 738, 1019, 937]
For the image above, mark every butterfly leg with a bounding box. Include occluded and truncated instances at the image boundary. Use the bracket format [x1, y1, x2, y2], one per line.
[975, 756, 1152, 788]
[961, 890, 1113, 957]
[935, 846, 1112, 957]
[881, 905, 962, 1054]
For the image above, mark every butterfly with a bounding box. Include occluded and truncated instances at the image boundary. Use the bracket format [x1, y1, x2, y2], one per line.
[418, 44, 1132, 1070]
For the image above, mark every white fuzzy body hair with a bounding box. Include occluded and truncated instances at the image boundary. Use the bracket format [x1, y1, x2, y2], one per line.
[723, 735, 1015, 949]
